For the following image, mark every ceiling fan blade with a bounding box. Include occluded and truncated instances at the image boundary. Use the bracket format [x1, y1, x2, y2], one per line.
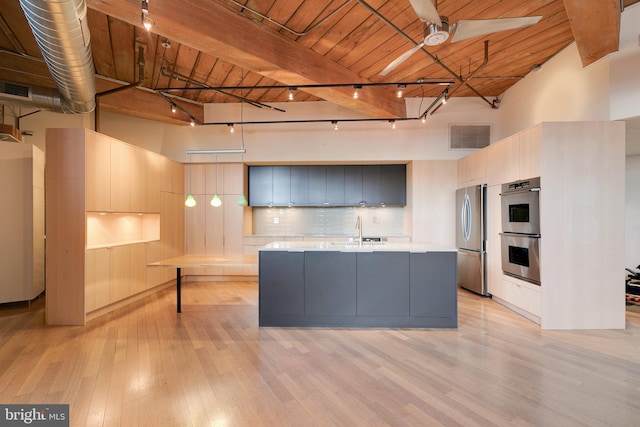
[450, 16, 542, 43]
[408, 0, 442, 26]
[380, 42, 425, 76]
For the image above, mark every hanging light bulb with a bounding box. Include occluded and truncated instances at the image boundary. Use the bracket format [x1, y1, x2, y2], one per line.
[210, 194, 222, 207]
[185, 194, 196, 207]
[185, 153, 196, 207]
[237, 194, 248, 206]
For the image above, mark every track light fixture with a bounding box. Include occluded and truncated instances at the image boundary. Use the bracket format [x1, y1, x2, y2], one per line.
[389, 120, 396, 129]
[353, 85, 362, 99]
[170, 102, 176, 114]
[332, 120, 338, 131]
[288, 87, 296, 101]
[158, 80, 454, 126]
[228, 124, 235, 133]
[141, 0, 154, 31]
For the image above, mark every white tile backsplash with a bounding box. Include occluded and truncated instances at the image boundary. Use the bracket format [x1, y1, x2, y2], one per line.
[252, 207, 404, 237]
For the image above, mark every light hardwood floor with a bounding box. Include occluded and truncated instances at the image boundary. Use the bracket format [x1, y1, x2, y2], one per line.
[1, 282, 640, 427]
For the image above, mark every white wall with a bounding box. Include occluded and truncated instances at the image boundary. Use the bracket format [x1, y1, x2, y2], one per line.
[610, 4, 640, 121]
[498, 43, 610, 138]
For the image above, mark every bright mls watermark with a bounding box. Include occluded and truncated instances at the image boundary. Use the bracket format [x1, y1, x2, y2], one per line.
[0, 405, 69, 426]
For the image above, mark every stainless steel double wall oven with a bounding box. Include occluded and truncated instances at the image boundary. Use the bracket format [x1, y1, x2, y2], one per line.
[500, 177, 541, 284]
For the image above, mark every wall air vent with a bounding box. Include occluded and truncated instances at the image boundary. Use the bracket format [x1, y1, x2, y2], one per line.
[449, 124, 491, 150]
[0, 82, 31, 100]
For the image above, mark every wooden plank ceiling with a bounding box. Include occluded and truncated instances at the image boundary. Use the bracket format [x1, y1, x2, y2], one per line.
[0, 0, 637, 125]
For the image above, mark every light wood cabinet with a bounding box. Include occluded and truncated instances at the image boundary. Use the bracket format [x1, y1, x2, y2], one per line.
[85, 248, 110, 312]
[457, 149, 487, 186]
[85, 132, 111, 212]
[46, 128, 184, 325]
[485, 134, 519, 186]
[110, 140, 131, 212]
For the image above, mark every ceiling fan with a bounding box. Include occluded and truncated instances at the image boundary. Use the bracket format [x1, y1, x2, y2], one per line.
[380, 0, 542, 75]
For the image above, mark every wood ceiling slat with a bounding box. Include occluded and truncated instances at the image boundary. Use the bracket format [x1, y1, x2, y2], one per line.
[88, 10, 116, 78]
[0, 4, 41, 57]
[174, 44, 201, 99]
[262, 0, 303, 34]
[108, 17, 135, 83]
[328, 1, 413, 68]
[278, 1, 349, 42]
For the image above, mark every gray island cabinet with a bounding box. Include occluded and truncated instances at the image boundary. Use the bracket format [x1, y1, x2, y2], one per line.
[259, 242, 457, 328]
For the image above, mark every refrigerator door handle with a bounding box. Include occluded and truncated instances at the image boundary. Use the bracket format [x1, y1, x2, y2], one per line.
[461, 193, 472, 242]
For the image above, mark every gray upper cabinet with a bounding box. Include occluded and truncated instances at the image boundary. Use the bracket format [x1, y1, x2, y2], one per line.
[308, 166, 328, 205]
[326, 165, 345, 205]
[272, 166, 291, 205]
[290, 166, 309, 206]
[248, 166, 273, 206]
[248, 164, 406, 207]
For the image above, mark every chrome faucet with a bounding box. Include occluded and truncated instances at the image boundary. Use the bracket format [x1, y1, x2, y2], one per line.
[355, 215, 363, 246]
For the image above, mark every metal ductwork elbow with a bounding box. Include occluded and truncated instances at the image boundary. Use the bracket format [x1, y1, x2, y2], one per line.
[19, 0, 96, 114]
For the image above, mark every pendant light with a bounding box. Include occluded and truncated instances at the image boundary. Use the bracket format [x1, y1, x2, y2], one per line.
[210, 154, 222, 207]
[185, 154, 196, 207]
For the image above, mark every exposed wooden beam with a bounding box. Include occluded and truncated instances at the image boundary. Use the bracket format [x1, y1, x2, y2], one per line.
[85, 0, 407, 119]
[562, 0, 620, 67]
[96, 86, 203, 126]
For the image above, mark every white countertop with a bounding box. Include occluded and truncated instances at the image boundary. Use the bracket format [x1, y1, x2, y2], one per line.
[260, 241, 456, 253]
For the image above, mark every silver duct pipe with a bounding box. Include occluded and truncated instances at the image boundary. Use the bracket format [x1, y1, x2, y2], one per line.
[19, 0, 96, 114]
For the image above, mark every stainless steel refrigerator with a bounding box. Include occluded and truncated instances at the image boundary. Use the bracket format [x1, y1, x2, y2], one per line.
[455, 184, 489, 296]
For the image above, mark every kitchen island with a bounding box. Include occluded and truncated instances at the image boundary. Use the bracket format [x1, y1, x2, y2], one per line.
[259, 241, 457, 328]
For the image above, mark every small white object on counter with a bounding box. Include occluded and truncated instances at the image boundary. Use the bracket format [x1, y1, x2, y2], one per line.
[260, 241, 456, 253]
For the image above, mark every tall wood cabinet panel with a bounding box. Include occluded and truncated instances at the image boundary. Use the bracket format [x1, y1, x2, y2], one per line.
[85, 132, 111, 212]
[0, 142, 45, 304]
[46, 128, 183, 325]
[184, 163, 248, 277]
